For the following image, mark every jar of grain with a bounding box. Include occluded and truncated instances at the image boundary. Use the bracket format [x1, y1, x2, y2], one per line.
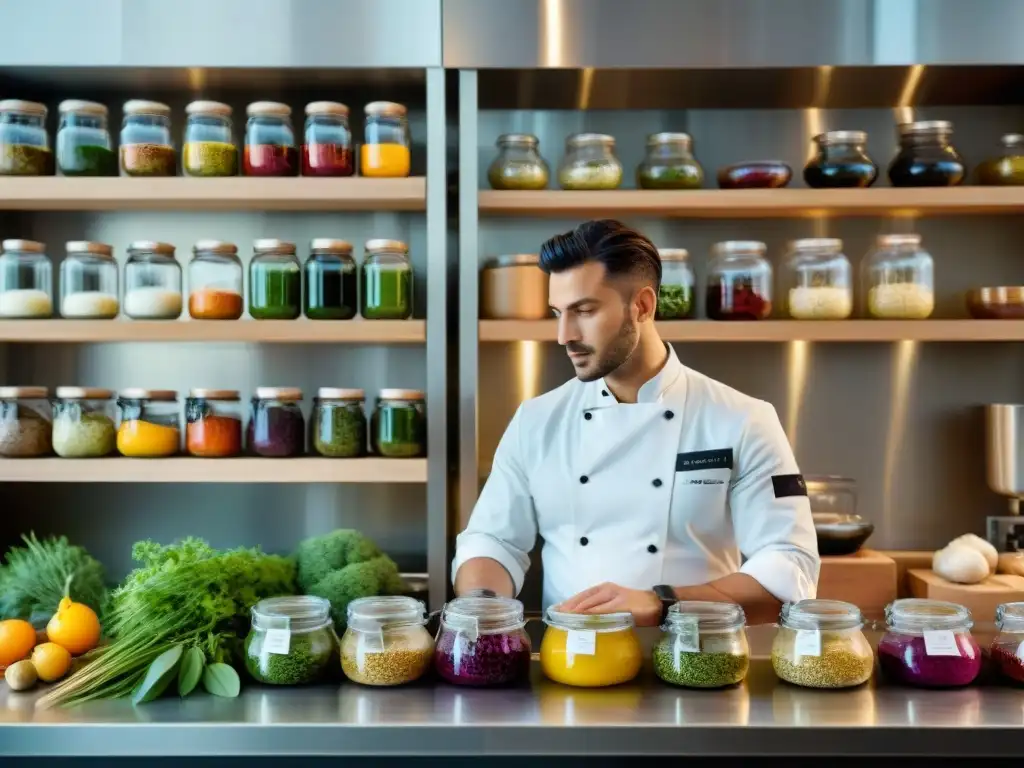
[0, 387, 52, 458]
[480, 254, 549, 320]
[771, 599, 873, 689]
[60, 241, 119, 319]
[120, 100, 175, 177]
[183, 101, 237, 177]
[0, 100, 52, 176]
[862, 233, 934, 319]
[654, 601, 749, 689]
[783, 238, 852, 320]
[188, 240, 243, 320]
[340, 596, 434, 686]
[124, 241, 182, 320]
[0, 239, 53, 318]
[52, 387, 117, 458]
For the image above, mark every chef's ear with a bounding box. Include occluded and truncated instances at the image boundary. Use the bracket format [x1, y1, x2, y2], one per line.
[634, 284, 657, 323]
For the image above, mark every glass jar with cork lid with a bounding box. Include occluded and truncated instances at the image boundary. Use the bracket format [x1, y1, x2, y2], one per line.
[0, 100, 52, 176]
[124, 241, 182, 320]
[60, 241, 119, 319]
[189, 240, 243, 320]
[120, 100, 175, 177]
[183, 100, 237, 177]
[0, 239, 53, 318]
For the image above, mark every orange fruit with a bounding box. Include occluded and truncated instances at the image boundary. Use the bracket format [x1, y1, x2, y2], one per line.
[31, 642, 71, 682]
[46, 597, 101, 656]
[0, 619, 37, 668]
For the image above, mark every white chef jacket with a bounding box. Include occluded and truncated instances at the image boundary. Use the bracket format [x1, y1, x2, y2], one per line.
[453, 344, 820, 611]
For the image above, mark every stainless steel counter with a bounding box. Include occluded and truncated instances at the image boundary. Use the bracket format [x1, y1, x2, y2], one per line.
[3, 626, 1024, 757]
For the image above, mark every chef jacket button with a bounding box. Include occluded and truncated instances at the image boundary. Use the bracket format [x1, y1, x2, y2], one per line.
[647, 544, 658, 554]
[580, 537, 589, 546]
[601, 389, 609, 397]
[652, 478, 663, 488]
[664, 410, 674, 420]
[579, 475, 589, 484]
[584, 412, 593, 421]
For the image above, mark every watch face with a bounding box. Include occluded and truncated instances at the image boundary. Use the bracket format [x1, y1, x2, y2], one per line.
[654, 585, 675, 603]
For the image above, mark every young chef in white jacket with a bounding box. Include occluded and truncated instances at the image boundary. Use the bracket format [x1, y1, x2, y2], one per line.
[453, 220, 819, 626]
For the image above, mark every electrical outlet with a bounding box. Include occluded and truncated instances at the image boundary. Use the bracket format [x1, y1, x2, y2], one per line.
[987, 516, 1024, 552]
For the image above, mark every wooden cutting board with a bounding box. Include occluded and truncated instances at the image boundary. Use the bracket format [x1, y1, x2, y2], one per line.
[817, 549, 898, 621]
[878, 550, 936, 598]
[907, 569, 1024, 621]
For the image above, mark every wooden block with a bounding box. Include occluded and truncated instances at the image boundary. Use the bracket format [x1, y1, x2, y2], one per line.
[907, 569, 1024, 621]
[817, 549, 898, 621]
[879, 550, 936, 598]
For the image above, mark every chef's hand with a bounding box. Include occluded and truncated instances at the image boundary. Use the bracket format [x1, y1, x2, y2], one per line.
[555, 583, 662, 628]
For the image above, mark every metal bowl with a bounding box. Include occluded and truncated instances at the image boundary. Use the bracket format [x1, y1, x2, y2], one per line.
[813, 512, 874, 556]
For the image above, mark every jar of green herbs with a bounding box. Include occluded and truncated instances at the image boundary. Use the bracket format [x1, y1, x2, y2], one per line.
[244, 595, 336, 686]
[249, 239, 301, 320]
[311, 388, 366, 458]
[362, 239, 413, 320]
[371, 389, 425, 458]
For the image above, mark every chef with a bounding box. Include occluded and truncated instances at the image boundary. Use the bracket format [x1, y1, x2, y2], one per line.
[452, 219, 819, 626]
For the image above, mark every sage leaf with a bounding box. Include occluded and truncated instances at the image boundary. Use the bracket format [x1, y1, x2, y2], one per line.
[202, 663, 240, 698]
[132, 645, 183, 706]
[178, 646, 205, 697]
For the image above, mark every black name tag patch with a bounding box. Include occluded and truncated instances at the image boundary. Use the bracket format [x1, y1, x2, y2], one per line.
[772, 474, 807, 498]
[676, 448, 733, 472]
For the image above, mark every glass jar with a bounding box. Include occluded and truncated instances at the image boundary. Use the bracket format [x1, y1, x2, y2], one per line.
[244, 102, 297, 177]
[771, 599, 873, 689]
[654, 601, 749, 688]
[0, 386, 52, 458]
[120, 100, 175, 177]
[60, 241, 119, 319]
[707, 241, 772, 321]
[435, 596, 531, 687]
[557, 133, 623, 190]
[245, 596, 336, 686]
[56, 100, 116, 177]
[487, 134, 549, 190]
[51, 387, 116, 458]
[540, 609, 642, 687]
[188, 240, 243, 320]
[305, 239, 357, 320]
[362, 239, 413, 320]
[878, 598, 982, 688]
[0, 100, 52, 176]
[637, 132, 704, 190]
[185, 389, 243, 458]
[182, 100, 237, 177]
[123, 241, 182, 320]
[247, 387, 304, 457]
[803, 131, 878, 188]
[340, 596, 434, 686]
[863, 234, 934, 319]
[372, 389, 425, 458]
[116, 388, 180, 458]
[361, 101, 410, 178]
[311, 388, 366, 458]
[0, 239, 52, 318]
[480, 254, 550, 320]
[888, 121, 965, 187]
[976, 133, 1024, 186]
[250, 239, 300, 320]
[991, 602, 1024, 684]
[656, 248, 695, 320]
[783, 238, 852, 320]
[302, 102, 353, 177]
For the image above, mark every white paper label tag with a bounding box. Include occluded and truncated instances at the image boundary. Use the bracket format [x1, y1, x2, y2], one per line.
[674, 616, 700, 653]
[263, 628, 291, 655]
[702, 635, 734, 655]
[923, 630, 961, 657]
[794, 629, 822, 657]
[566, 629, 597, 656]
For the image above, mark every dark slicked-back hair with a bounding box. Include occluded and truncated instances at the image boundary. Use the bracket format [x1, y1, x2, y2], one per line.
[538, 219, 662, 292]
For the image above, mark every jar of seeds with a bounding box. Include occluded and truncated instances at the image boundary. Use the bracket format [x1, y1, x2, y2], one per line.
[120, 100, 175, 177]
[771, 599, 873, 689]
[0, 100, 52, 176]
[340, 596, 434, 686]
[654, 601, 749, 688]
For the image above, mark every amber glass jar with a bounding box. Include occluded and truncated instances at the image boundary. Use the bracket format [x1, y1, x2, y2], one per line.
[976, 133, 1024, 186]
[888, 121, 965, 187]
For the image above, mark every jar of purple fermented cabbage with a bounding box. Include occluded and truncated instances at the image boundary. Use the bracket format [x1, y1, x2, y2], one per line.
[434, 595, 531, 687]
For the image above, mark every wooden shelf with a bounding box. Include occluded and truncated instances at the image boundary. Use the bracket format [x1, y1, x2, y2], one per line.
[478, 187, 1024, 218]
[0, 457, 427, 483]
[0, 177, 426, 212]
[0, 319, 425, 343]
[480, 319, 1024, 343]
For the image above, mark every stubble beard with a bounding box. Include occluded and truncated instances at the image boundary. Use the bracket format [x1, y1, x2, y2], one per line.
[572, 316, 639, 383]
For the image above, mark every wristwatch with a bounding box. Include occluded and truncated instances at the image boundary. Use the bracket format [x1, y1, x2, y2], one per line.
[653, 584, 676, 625]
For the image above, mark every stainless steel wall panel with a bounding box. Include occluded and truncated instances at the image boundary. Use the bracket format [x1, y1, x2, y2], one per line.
[0, 0, 441, 68]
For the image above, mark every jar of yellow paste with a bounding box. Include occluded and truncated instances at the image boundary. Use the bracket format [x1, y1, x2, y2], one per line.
[116, 388, 180, 457]
[361, 101, 410, 177]
[540, 609, 642, 687]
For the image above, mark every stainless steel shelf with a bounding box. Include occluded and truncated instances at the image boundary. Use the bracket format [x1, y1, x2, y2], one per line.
[2, 658, 1022, 757]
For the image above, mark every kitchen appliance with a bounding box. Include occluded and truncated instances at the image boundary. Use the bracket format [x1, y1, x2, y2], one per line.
[984, 404, 1024, 552]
